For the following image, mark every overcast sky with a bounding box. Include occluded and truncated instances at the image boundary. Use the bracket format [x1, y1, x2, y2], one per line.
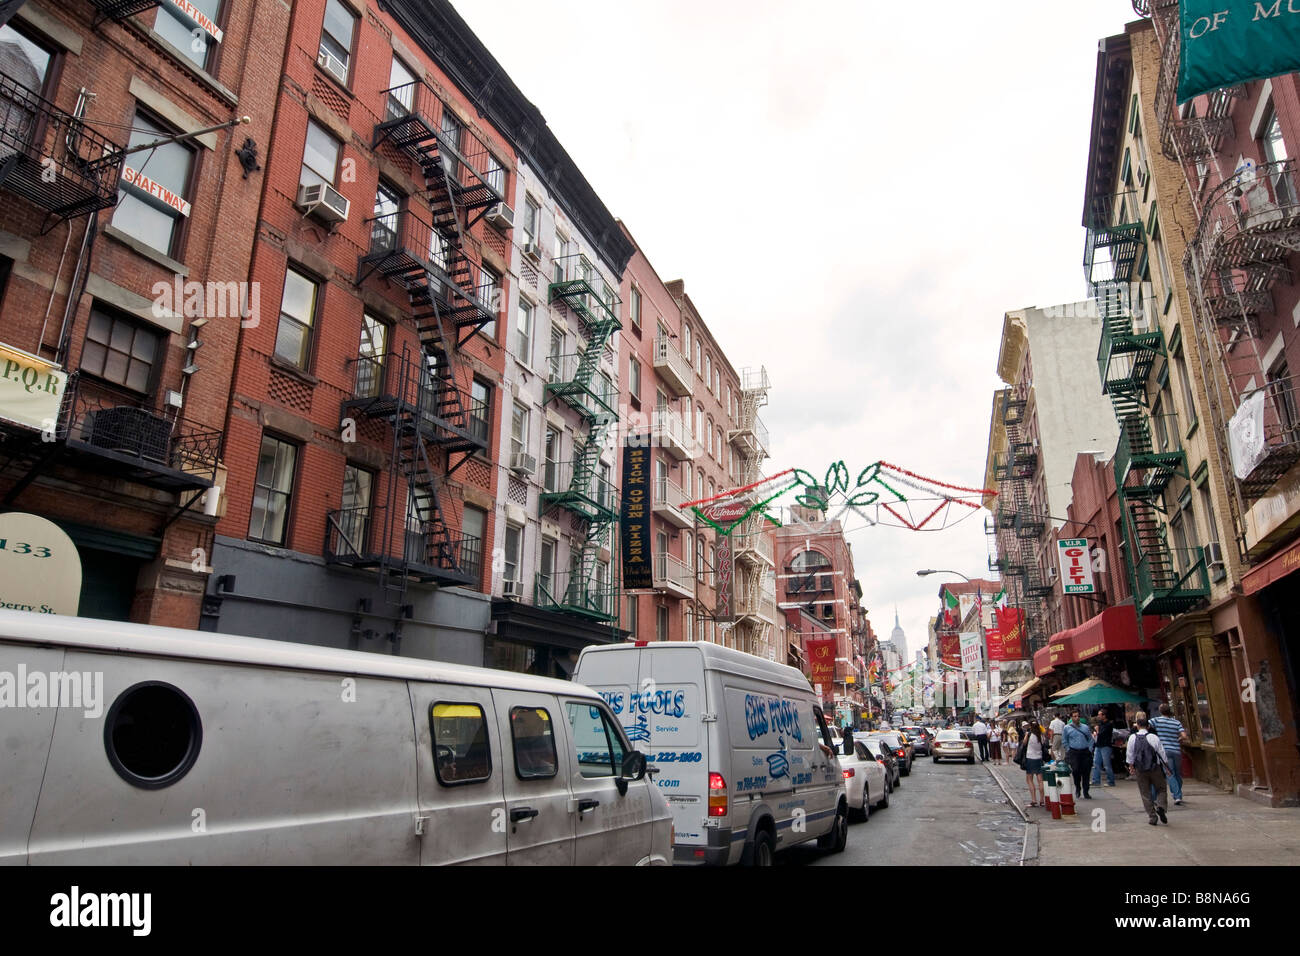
[454, 0, 1141, 656]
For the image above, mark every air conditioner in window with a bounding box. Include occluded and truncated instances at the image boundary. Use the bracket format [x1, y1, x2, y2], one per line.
[1047, 565, 1058, 579]
[522, 240, 541, 262]
[296, 183, 349, 224]
[316, 48, 349, 85]
[1204, 541, 1227, 581]
[502, 578, 522, 598]
[484, 202, 515, 231]
[510, 451, 537, 476]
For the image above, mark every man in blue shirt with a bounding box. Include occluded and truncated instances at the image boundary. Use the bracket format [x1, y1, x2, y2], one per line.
[1149, 703, 1189, 805]
[1062, 711, 1095, 799]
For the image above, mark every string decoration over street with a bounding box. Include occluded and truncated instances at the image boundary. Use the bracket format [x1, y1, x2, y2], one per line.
[682, 460, 996, 536]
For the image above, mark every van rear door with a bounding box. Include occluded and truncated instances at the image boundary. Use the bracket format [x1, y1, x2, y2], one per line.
[490, 689, 574, 865]
[634, 648, 706, 851]
[410, 684, 507, 865]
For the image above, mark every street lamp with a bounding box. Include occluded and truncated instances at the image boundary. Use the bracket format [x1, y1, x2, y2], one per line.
[916, 569, 971, 583]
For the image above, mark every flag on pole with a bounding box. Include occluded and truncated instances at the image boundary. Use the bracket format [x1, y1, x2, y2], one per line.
[943, 588, 959, 627]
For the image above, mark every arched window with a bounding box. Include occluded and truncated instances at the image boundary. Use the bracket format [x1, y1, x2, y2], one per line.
[683, 532, 692, 569]
[791, 550, 832, 572]
[707, 415, 714, 455]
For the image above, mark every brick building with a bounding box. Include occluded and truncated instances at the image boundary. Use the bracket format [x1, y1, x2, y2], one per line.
[0, 0, 286, 625]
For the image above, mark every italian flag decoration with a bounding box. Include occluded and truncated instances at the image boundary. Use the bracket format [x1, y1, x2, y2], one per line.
[993, 586, 1008, 628]
[943, 589, 959, 627]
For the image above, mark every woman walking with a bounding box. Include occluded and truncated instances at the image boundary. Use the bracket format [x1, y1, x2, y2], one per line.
[989, 721, 1003, 764]
[1019, 721, 1046, 807]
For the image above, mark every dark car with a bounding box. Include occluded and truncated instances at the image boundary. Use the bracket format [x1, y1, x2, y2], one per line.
[900, 725, 932, 756]
[871, 732, 914, 776]
[857, 738, 900, 790]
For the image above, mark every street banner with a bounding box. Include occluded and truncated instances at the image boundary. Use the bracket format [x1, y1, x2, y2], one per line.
[959, 631, 983, 672]
[0, 341, 66, 433]
[807, 638, 836, 689]
[1057, 538, 1095, 594]
[990, 607, 1026, 660]
[939, 631, 961, 668]
[1178, 2, 1300, 104]
[715, 533, 735, 620]
[620, 443, 652, 589]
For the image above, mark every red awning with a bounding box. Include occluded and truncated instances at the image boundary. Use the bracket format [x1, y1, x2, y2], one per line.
[1069, 606, 1168, 661]
[1033, 645, 1054, 676]
[1242, 537, 1300, 596]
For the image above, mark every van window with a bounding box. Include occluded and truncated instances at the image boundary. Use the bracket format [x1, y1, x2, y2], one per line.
[430, 702, 492, 785]
[812, 705, 835, 750]
[565, 701, 626, 778]
[510, 706, 558, 779]
[104, 682, 203, 790]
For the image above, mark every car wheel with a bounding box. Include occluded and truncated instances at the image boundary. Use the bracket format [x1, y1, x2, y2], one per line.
[818, 803, 848, 853]
[877, 784, 889, 809]
[745, 829, 774, 867]
[860, 786, 870, 822]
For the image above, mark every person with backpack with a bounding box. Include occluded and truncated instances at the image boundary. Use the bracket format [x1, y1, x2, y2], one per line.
[1148, 703, 1190, 805]
[1126, 717, 1171, 826]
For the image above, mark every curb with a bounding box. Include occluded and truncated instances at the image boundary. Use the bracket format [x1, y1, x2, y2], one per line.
[983, 761, 1039, 865]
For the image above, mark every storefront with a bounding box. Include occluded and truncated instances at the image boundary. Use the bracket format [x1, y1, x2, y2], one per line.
[488, 599, 623, 678]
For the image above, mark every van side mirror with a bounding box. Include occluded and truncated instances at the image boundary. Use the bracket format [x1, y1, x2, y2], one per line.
[617, 751, 647, 795]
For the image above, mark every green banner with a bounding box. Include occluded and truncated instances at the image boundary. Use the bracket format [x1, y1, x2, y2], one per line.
[1179, 2, 1300, 103]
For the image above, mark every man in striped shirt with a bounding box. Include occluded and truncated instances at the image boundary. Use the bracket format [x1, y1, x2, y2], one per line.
[1149, 703, 1190, 805]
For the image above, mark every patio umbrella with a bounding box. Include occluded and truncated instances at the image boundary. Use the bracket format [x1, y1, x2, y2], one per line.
[1052, 683, 1148, 706]
[1050, 677, 1108, 699]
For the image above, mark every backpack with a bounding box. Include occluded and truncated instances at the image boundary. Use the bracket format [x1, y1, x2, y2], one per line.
[1132, 733, 1162, 773]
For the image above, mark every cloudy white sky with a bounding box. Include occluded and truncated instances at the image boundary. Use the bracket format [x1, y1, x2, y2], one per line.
[455, 0, 1141, 655]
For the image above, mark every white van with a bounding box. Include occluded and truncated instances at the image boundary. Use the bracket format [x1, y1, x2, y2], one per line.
[0, 610, 673, 865]
[573, 640, 848, 866]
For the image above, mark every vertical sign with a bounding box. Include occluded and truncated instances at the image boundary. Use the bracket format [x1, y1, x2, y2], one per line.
[620, 443, 652, 590]
[959, 631, 983, 672]
[1057, 538, 1095, 594]
[807, 638, 836, 699]
[715, 533, 734, 620]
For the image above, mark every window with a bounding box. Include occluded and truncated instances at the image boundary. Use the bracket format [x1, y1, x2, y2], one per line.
[628, 357, 641, 404]
[566, 701, 626, 779]
[548, 325, 565, 378]
[553, 232, 568, 284]
[430, 702, 492, 784]
[1269, 359, 1300, 443]
[300, 120, 341, 190]
[706, 353, 712, 385]
[516, 299, 534, 368]
[0, 23, 54, 94]
[155, 0, 221, 70]
[539, 536, 556, 596]
[469, 379, 491, 444]
[480, 266, 500, 339]
[597, 560, 610, 613]
[1151, 395, 1170, 451]
[695, 405, 703, 439]
[511, 401, 530, 459]
[718, 428, 724, 463]
[461, 506, 486, 583]
[80, 307, 160, 394]
[249, 435, 297, 545]
[504, 523, 522, 589]
[104, 682, 202, 790]
[1150, 215, 1175, 311]
[318, 0, 356, 83]
[707, 415, 714, 456]
[371, 182, 400, 253]
[696, 341, 702, 372]
[1198, 480, 1221, 554]
[274, 267, 318, 369]
[1174, 491, 1196, 573]
[629, 286, 641, 330]
[510, 706, 557, 779]
[522, 197, 540, 247]
[112, 112, 195, 258]
[385, 56, 416, 120]
[336, 464, 373, 555]
[626, 594, 638, 639]
[353, 314, 387, 398]
[1259, 105, 1296, 207]
[544, 426, 561, 492]
[683, 531, 692, 571]
[656, 605, 668, 641]
[1172, 340, 1198, 433]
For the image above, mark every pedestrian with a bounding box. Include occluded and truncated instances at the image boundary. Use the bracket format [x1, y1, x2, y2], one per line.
[1005, 719, 1019, 758]
[842, 724, 855, 756]
[1062, 711, 1095, 799]
[1091, 709, 1117, 788]
[1126, 717, 1171, 826]
[989, 721, 1003, 764]
[1017, 721, 1045, 807]
[1048, 711, 1067, 763]
[972, 715, 989, 761]
[1149, 704, 1190, 805]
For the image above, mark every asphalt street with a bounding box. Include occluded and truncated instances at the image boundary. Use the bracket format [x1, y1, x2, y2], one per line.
[781, 754, 1026, 866]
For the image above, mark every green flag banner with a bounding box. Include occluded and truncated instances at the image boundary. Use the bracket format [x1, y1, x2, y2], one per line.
[1179, 2, 1300, 103]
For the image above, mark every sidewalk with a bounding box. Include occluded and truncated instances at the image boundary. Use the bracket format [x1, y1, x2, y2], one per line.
[984, 759, 1300, 865]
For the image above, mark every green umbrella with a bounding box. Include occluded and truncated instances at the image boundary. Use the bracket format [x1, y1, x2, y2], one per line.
[1052, 684, 1147, 706]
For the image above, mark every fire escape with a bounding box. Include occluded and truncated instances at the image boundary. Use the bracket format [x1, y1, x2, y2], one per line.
[1090, 191, 1209, 615]
[988, 381, 1050, 651]
[330, 78, 502, 606]
[727, 367, 772, 656]
[539, 256, 622, 622]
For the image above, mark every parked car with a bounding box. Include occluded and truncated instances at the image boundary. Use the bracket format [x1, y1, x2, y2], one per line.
[840, 742, 889, 819]
[932, 728, 976, 764]
[859, 736, 901, 790]
[2, 609, 673, 865]
[900, 725, 932, 756]
[574, 641, 849, 866]
[872, 732, 914, 775]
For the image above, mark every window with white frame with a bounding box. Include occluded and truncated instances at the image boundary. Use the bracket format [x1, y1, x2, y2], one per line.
[318, 0, 357, 83]
[629, 286, 641, 330]
[515, 297, 533, 365]
[629, 357, 641, 404]
[504, 523, 523, 590]
[300, 119, 341, 190]
[113, 111, 196, 258]
[511, 401, 530, 461]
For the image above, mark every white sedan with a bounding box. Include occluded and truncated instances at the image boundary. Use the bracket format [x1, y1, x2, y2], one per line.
[840, 742, 889, 820]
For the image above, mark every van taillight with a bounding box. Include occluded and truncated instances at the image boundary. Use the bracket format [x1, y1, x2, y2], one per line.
[842, 768, 854, 778]
[708, 772, 727, 817]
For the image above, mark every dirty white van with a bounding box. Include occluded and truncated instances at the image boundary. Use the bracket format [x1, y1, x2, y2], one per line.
[572, 641, 848, 865]
[0, 609, 673, 865]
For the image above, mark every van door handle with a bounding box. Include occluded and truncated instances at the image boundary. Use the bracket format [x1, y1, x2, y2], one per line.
[578, 798, 600, 813]
[510, 807, 539, 823]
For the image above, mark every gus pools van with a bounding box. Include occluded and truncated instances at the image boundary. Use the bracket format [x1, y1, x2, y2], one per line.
[0, 609, 673, 865]
[573, 641, 848, 865]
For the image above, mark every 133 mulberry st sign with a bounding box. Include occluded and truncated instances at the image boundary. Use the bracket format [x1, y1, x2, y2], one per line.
[1178, 1, 1300, 102]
